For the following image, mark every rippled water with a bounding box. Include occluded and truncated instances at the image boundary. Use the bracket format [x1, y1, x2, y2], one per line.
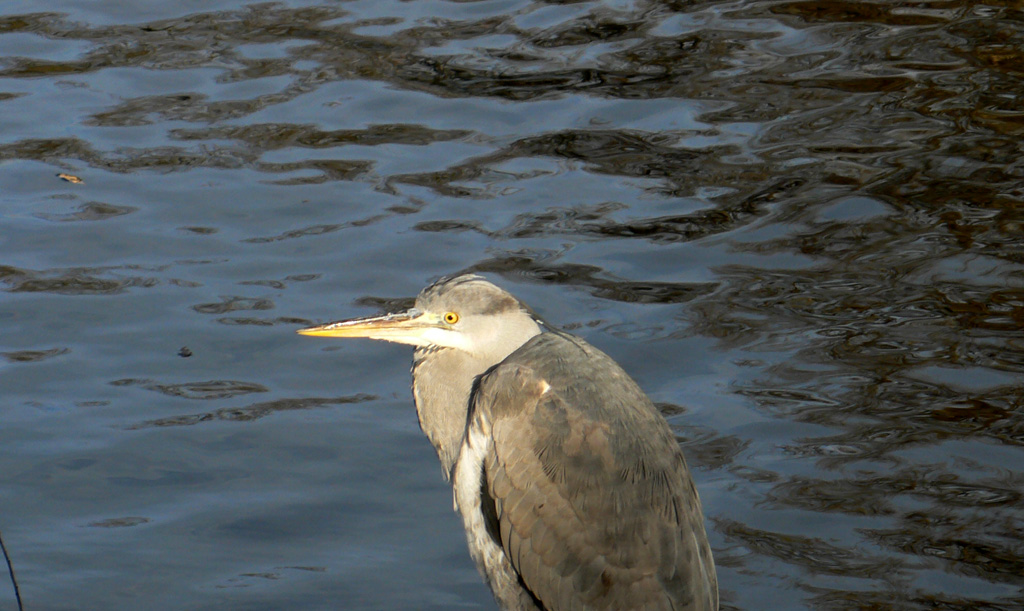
[2, 1, 1022, 609]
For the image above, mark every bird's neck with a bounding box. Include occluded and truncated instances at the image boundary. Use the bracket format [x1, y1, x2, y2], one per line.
[412, 348, 488, 479]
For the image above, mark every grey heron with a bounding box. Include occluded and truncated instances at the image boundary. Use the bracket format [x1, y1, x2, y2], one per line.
[298, 274, 718, 610]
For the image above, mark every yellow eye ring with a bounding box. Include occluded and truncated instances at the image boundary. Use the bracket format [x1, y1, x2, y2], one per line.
[443, 312, 459, 324]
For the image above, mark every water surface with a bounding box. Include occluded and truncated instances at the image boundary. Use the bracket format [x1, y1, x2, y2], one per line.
[1, 1, 1022, 609]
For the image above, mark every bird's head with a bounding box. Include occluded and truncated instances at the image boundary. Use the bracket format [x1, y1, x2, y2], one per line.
[298, 275, 543, 363]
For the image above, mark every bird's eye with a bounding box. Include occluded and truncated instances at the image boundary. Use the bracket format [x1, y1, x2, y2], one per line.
[443, 312, 459, 324]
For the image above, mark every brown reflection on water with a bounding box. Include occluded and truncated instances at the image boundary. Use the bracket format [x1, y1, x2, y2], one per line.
[1, 346, 70, 362]
[127, 394, 377, 429]
[720, 518, 905, 580]
[691, 254, 1023, 604]
[34, 201, 137, 222]
[472, 255, 719, 304]
[0, 264, 163, 294]
[109, 378, 269, 400]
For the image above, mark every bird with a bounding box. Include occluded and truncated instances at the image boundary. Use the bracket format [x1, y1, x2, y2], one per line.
[298, 274, 718, 611]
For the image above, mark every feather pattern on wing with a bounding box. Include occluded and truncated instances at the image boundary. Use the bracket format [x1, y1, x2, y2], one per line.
[459, 332, 718, 611]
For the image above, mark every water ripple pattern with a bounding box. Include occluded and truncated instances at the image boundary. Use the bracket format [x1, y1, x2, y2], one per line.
[1, 1, 1021, 609]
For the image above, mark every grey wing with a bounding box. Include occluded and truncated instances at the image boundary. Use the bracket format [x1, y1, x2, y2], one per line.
[474, 333, 718, 611]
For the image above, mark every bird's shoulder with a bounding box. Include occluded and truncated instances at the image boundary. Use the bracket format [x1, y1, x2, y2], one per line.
[475, 331, 676, 449]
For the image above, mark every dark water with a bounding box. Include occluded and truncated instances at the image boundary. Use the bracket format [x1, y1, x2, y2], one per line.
[2, 1, 1022, 609]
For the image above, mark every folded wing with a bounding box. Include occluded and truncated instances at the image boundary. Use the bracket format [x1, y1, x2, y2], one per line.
[467, 332, 717, 611]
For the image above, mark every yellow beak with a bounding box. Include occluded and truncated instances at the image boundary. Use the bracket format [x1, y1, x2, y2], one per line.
[297, 309, 441, 347]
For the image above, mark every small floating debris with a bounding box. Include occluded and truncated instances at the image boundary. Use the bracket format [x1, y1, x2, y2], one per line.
[178, 346, 193, 358]
[57, 173, 84, 184]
